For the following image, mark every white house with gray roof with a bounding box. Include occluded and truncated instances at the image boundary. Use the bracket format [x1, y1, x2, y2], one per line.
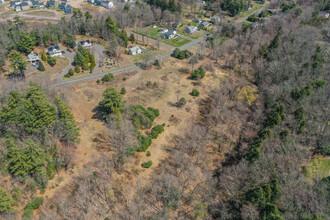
[128, 46, 142, 55]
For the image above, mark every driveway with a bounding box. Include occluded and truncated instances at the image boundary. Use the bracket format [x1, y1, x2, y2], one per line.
[55, 50, 75, 81]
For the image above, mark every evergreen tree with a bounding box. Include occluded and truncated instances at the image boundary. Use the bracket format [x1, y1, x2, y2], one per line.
[98, 87, 124, 118]
[18, 32, 35, 54]
[38, 61, 45, 71]
[105, 16, 118, 34]
[75, 65, 81, 73]
[0, 187, 15, 214]
[8, 50, 28, 75]
[54, 97, 80, 143]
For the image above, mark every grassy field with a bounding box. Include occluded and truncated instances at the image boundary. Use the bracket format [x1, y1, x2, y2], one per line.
[176, 27, 206, 39]
[135, 27, 163, 40]
[227, 1, 266, 21]
[26, 10, 56, 17]
[162, 37, 191, 47]
[304, 157, 330, 179]
[135, 27, 191, 47]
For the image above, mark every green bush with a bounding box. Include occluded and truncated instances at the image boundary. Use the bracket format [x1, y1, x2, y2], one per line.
[98, 87, 124, 118]
[68, 68, 74, 77]
[146, 151, 151, 157]
[46, 55, 56, 67]
[173, 48, 192, 59]
[101, 73, 114, 83]
[177, 97, 187, 107]
[313, 79, 326, 88]
[191, 89, 200, 97]
[23, 197, 44, 218]
[121, 87, 126, 95]
[75, 65, 80, 73]
[38, 61, 45, 71]
[141, 160, 152, 168]
[279, 130, 290, 140]
[96, 79, 100, 84]
[130, 105, 159, 129]
[0, 187, 15, 213]
[136, 135, 152, 152]
[191, 66, 205, 79]
[149, 125, 164, 139]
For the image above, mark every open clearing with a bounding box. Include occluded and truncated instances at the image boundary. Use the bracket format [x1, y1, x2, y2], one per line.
[25, 10, 56, 17]
[305, 157, 330, 179]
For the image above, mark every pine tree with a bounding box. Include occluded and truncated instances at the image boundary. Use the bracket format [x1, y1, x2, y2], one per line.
[0, 187, 15, 214]
[38, 61, 45, 71]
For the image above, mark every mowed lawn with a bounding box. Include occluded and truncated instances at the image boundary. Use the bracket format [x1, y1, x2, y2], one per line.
[304, 157, 330, 179]
[25, 10, 56, 17]
[176, 27, 206, 39]
[135, 27, 191, 47]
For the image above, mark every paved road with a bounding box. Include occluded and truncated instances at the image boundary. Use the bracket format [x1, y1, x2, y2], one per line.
[10, 11, 61, 21]
[52, 36, 207, 89]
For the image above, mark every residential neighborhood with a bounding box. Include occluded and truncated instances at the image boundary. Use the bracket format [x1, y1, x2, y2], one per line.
[0, 1, 329, 220]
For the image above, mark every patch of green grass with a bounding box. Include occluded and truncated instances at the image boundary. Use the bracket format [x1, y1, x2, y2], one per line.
[135, 27, 163, 40]
[304, 157, 330, 179]
[26, 10, 56, 17]
[161, 37, 191, 47]
[230, 2, 265, 21]
[176, 27, 206, 39]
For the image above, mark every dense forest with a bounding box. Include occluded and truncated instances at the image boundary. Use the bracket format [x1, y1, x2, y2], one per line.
[0, 0, 329, 219]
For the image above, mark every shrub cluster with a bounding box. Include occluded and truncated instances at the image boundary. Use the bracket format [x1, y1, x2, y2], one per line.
[130, 105, 159, 129]
[101, 73, 114, 82]
[149, 125, 164, 139]
[173, 48, 192, 60]
[23, 197, 44, 218]
[245, 179, 282, 220]
[191, 66, 206, 79]
[136, 134, 152, 152]
[291, 79, 326, 100]
[245, 103, 285, 162]
[141, 160, 152, 168]
[74, 46, 96, 73]
[191, 89, 200, 97]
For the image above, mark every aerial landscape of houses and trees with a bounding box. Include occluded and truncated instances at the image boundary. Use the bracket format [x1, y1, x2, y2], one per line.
[0, 0, 329, 219]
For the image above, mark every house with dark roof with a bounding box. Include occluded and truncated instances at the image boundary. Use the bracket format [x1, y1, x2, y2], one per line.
[58, 1, 67, 9]
[77, 40, 92, 48]
[23, 0, 32, 5]
[185, 26, 197, 34]
[47, 45, 62, 57]
[32, 1, 44, 8]
[64, 3, 72, 14]
[46, 0, 55, 8]
[10, 1, 21, 7]
[101, 0, 113, 8]
[128, 46, 142, 55]
[161, 29, 176, 39]
[199, 21, 210, 28]
[318, 11, 329, 19]
[15, 2, 29, 11]
[27, 52, 39, 64]
[193, 18, 202, 24]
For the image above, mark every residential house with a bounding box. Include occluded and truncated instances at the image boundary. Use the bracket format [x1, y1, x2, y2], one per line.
[211, 16, 220, 23]
[64, 3, 72, 14]
[27, 52, 39, 65]
[128, 46, 142, 55]
[193, 18, 202, 24]
[87, 0, 94, 3]
[15, 2, 29, 11]
[47, 45, 62, 57]
[199, 21, 210, 28]
[318, 11, 329, 19]
[23, 0, 32, 5]
[32, 1, 44, 8]
[205, 12, 212, 18]
[161, 29, 176, 39]
[93, 0, 102, 6]
[185, 26, 197, 34]
[77, 40, 92, 48]
[58, 1, 66, 9]
[10, 1, 21, 8]
[157, 28, 168, 33]
[101, 0, 113, 8]
[46, 0, 55, 7]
